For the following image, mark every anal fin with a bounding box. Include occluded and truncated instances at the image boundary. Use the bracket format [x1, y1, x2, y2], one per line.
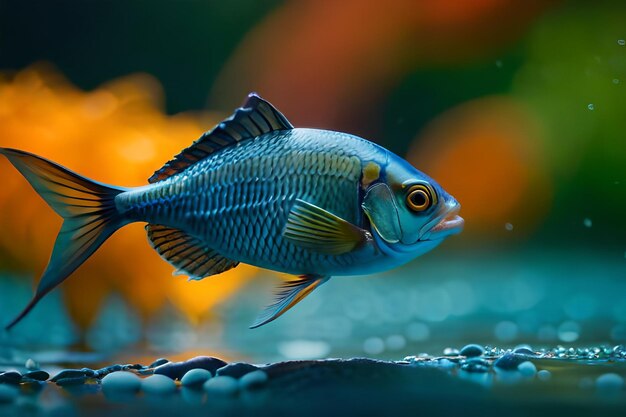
[146, 224, 239, 280]
[250, 274, 329, 329]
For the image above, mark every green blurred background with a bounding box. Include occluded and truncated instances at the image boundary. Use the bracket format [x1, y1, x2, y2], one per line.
[0, 0, 624, 363]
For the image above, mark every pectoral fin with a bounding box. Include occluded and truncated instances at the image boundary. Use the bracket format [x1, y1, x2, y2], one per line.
[283, 199, 371, 255]
[250, 275, 329, 328]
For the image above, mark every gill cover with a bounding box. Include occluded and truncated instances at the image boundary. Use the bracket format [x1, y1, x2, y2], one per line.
[361, 183, 402, 243]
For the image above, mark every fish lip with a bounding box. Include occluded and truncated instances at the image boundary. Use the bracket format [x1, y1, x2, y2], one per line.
[430, 214, 464, 234]
[419, 203, 463, 241]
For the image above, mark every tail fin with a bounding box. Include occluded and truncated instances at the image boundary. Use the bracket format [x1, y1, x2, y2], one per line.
[0, 148, 128, 330]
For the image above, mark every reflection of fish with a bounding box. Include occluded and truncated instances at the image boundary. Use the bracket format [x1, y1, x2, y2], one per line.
[1, 94, 463, 329]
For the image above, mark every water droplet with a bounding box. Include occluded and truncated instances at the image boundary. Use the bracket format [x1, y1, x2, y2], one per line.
[613, 78, 620, 84]
[583, 218, 592, 228]
[618, 39, 625, 46]
[505, 223, 514, 231]
[587, 103, 595, 111]
[495, 60, 503, 68]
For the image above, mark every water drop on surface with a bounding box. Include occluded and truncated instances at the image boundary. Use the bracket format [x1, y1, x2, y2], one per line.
[495, 60, 503, 68]
[618, 39, 625, 46]
[505, 223, 514, 231]
[587, 103, 594, 111]
[583, 218, 592, 228]
[613, 78, 620, 84]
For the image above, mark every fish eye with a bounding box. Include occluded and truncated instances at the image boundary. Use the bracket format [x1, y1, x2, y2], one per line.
[406, 184, 433, 212]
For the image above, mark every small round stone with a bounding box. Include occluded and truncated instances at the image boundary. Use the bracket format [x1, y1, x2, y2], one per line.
[25, 359, 38, 370]
[155, 356, 227, 380]
[141, 374, 177, 395]
[56, 376, 87, 386]
[460, 358, 489, 373]
[51, 369, 87, 382]
[0, 371, 22, 385]
[513, 345, 536, 356]
[443, 348, 460, 356]
[596, 373, 624, 392]
[239, 370, 268, 390]
[204, 376, 238, 396]
[517, 361, 537, 377]
[494, 353, 526, 371]
[181, 369, 212, 388]
[215, 362, 258, 379]
[101, 371, 141, 393]
[149, 358, 170, 368]
[460, 344, 485, 358]
[537, 370, 551, 381]
[23, 370, 49, 382]
[0, 385, 19, 403]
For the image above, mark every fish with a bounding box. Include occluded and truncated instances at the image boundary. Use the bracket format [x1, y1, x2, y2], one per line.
[0, 93, 463, 330]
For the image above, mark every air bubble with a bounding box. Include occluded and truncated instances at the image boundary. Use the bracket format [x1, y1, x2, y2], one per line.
[583, 218, 592, 228]
[618, 39, 625, 46]
[587, 103, 594, 111]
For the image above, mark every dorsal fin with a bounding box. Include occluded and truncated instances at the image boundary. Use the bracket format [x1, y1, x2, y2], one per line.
[149, 93, 294, 183]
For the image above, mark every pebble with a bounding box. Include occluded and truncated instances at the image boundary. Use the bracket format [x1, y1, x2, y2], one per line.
[181, 369, 212, 388]
[181, 387, 206, 405]
[51, 369, 87, 382]
[56, 376, 88, 386]
[149, 358, 170, 368]
[101, 371, 141, 393]
[518, 361, 537, 377]
[494, 353, 526, 371]
[443, 348, 460, 356]
[596, 373, 624, 393]
[460, 344, 485, 358]
[0, 384, 19, 403]
[141, 374, 177, 395]
[22, 370, 49, 382]
[204, 376, 239, 396]
[513, 346, 536, 356]
[25, 359, 39, 370]
[537, 370, 552, 381]
[216, 362, 259, 379]
[239, 370, 269, 390]
[0, 371, 22, 385]
[155, 356, 227, 380]
[96, 364, 123, 377]
[460, 358, 489, 373]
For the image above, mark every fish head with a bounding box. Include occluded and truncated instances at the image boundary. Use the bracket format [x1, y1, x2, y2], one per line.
[361, 155, 463, 258]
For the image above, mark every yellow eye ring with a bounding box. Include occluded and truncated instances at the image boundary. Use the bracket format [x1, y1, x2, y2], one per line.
[406, 185, 432, 212]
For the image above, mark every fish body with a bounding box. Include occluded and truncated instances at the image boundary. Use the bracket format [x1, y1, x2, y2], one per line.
[0, 94, 463, 329]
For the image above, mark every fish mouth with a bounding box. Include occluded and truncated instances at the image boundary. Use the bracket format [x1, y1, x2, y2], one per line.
[420, 204, 464, 241]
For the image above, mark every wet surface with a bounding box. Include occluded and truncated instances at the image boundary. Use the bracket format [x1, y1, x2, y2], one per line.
[1, 345, 626, 416]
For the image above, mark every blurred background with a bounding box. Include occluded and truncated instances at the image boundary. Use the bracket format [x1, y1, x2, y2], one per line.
[0, 0, 624, 364]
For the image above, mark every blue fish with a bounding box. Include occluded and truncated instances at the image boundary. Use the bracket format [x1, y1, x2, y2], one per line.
[1, 94, 463, 329]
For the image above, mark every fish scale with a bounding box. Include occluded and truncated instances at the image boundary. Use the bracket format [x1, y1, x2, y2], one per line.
[119, 129, 376, 275]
